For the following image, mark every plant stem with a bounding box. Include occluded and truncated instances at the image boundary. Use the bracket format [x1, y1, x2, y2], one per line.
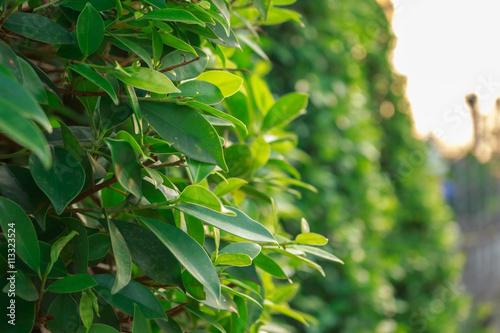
[160, 56, 200, 73]
[0, 149, 30, 160]
[33, 0, 63, 12]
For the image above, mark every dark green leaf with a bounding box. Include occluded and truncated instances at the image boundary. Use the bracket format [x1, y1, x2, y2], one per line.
[133, 304, 151, 333]
[219, 242, 261, 259]
[49, 231, 78, 274]
[176, 204, 277, 243]
[110, 34, 153, 69]
[253, 0, 271, 20]
[88, 233, 111, 260]
[0, 197, 40, 272]
[170, 80, 224, 105]
[160, 47, 208, 81]
[97, 97, 133, 130]
[108, 219, 132, 294]
[2, 270, 38, 301]
[141, 102, 228, 171]
[158, 32, 196, 55]
[0, 280, 35, 333]
[261, 93, 308, 131]
[62, 217, 89, 274]
[187, 101, 248, 135]
[19, 57, 48, 104]
[224, 144, 253, 178]
[93, 274, 166, 319]
[61, 0, 116, 11]
[143, 9, 206, 26]
[82, 324, 120, 333]
[69, 65, 118, 104]
[4, 13, 73, 44]
[113, 67, 179, 94]
[0, 41, 23, 83]
[47, 294, 81, 333]
[29, 147, 85, 214]
[253, 253, 288, 279]
[187, 157, 216, 184]
[48, 274, 98, 293]
[77, 3, 104, 56]
[105, 139, 143, 198]
[185, 305, 226, 333]
[182, 269, 206, 300]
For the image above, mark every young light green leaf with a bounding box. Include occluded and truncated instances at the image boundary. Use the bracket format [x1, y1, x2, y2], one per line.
[196, 71, 243, 97]
[158, 32, 197, 55]
[215, 253, 252, 266]
[48, 274, 98, 293]
[170, 80, 224, 105]
[288, 245, 344, 264]
[143, 9, 206, 26]
[69, 64, 118, 104]
[48, 231, 78, 275]
[114, 67, 180, 94]
[108, 219, 132, 294]
[116, 131, 152, 161]
[80, 291, 94, 329]
[105, 138, 143, 198]
[213, 178, 247, 197]
[294, 233, 328, 246]
[140, 217, 221, 303]
[261, 93, 308, 131]
[176, 204, 277, 243]
[187, 101, 248, 135]
[179, 185, 224, 212]
[219, 242, 261, 259]
[76, 3, 104, 56]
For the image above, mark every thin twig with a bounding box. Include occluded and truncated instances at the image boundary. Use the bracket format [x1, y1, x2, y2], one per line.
[160, 56, 200, 73]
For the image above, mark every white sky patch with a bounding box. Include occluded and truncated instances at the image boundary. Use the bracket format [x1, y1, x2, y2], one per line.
[391, 0, 500, 146]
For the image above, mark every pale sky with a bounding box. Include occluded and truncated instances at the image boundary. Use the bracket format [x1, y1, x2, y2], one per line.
[391, 0, 500, 146]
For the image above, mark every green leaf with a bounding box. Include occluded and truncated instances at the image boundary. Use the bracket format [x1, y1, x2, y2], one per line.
[176, 204, 277, 243]
[187, 157, 216, 184]
[158, 32, 197, 55]
[253, 253, 288, 279]
[63, 217, 90, 274]
[48, 274, 98, 293]
[108, 219, 132, 294]
[2, 270, 38, 301]
[29, 147, 85, 214]
[250, 136, 270, 172]
[268, 177, 318, 193]
[80, 291, 94, 329]
[250, 74, 274, 114]
[261, 93, 308, 131]
[140, 217, 221, 303]
[39, 241, 68, 279]
[88, 233, 111, 260]
[221, 285, 262, 308]
[69, 65, 118, 104]
[93, 274, 166, 319]
[61, 0, 116, 11]
[116, 131, 151, 160]
[272, 248, 325, 276]
[219, 242, 261, 259]
[49, 230, 78, 273]
[0, 279, 35, 333]
[97, 97, 133, 130]
[47, 294, 81, 333]
[215, 253, 252, 266]
[76, 3, 104, 56]
[132, 304, 151, 333]
[0, 41, 23, 83]
[141, 102, 227, 171]
[160, 47, 208, 81]
[185, 305, 226, 333]
[197, 71, 243, 97]
[213, 178, 247, 197]
[288, 245, 344, 264]
[187, 101, 248, 135]
[294, 233, 328, 245]
[19, 57, 48, 104]
[114, 67, 180, 94]
[253, 0, 271, 20]
[265, 303, 314, 326]
[211, 0, 231, 25]
[113, 220, 182, 285]
[170, 80, 224, 105]
[82, 324, 120, 333]
[143, 9, 206, 26]
[152, 29, 163, 64]
[179, 185, 223, 212]
[105, 138, 143, 198]
[182, 269, 206, 300]
[224, 144, 253, 178]
[4, 13, 73, 44]
[110, 34, 153, 69]
[0, 197, 40, 272]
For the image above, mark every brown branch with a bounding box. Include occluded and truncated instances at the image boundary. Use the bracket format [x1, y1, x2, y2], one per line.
[160, 56, 200, 73]
[166, 302, 189, 317]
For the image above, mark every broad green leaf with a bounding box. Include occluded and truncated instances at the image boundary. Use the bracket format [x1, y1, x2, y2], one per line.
[182, 269, 206, 300]
[215, 253, 252, 266]
[88, 233, 111, 260]
[221, 285, 262, 308]
[268, 177, 318, 192]
[48, 274, 98, 293]
[219, 242, 261, 259]
[179, 185, 223, 212]
[176, 204, 277, 243]
[133, 304, 151, 333]
[197, 71, 243, 97]
[288, 245, 344, 264]
[224, 144, 253, 178]
[0, 197, 40, 272]
[187, 101, 248, 135]
[97, 97, 133, 130]
[2, 270, 38, 301]
[113, 220, 182, 285]
[116, 131, 151, 161]
[185, 213, 205, 246]
[143, 0, 167, 9]
[105, 138, 143, 198]
[110, 34, 153, 69]
[69, 65, 118, 104]
[187, 157, 216, 184]
[49, 231, 78, 274]
[39, 241, 68, 279]
[267, 158, 301, 179]
[19, 58, 48, 104]
[250, 136, 270, 172]
[114, 67, 180, 94]
[93, 274, 166, 319]
[0, 164, 50, 229]
[80, 291, 94, 329]
[253, 253, 288, 279]
[185, 304, 226, 333]
[76, 3, 104, 56]
[140, 217, 221, 303]
[29, 147, 85, 214]
[158, 32, 197, 55]
[47, 294, 81, 333]
[265, 303, 315, 326]
[250, 74, 274, 114]
[61, 0, 116, 11]
[253, 0, 271, 20]
[4, 13, 73, 44]
[17, 53, 63, 101]
[81, 324, 120, 333]
[143, 9, 205, 26]
[170, 80, 224, 105]
[141, 102, 227, 171]
[206, 21, 240, 48]
[152, 29, 163, 64]
[272, 248, 325, 276]
[210, 0, 231, 25]
[160, 46, 208, 81]
[63, 217, 89, 274]
[0, 284, 35, 332]
[261, 93, 308, 131]
[108, 219, 132, 294]
[0, 41, 23, 83]
[264, 6, 304, 26]
[294, 233, 328, 245]
[213, 178, 247, 197]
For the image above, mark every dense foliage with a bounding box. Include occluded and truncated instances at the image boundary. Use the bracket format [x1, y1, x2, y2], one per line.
[266, 1, 492, 332]
[0, 0, 341, 332]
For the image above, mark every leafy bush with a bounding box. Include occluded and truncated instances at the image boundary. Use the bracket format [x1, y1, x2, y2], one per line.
[0, 1, 341, 332]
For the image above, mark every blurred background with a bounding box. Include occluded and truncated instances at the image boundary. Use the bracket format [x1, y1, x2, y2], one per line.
[255, 0, 500, 331]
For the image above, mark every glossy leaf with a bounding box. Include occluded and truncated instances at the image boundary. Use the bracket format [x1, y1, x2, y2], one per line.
[261, 93, 308, 131]
[179, 185, 223, 212]
[288, 245, 344, 264]
[215, 253, 252, 266]
[187, 101, 248, 135]
[158, 32, 197, 55]
[61, 0, 116, 11]
[48, 274, 98, 293]
[110, 35, 153, 69]
[294, 232, 328, 245]
[140, 217, 221, 303]
[76, 3, 104, 56]
[4, 13, 73, 44]
[176, 203, 277, 243]
[160, 47, 208, 81]
[114, 67, 179, 94]
[29, 147, 85, 214]
[0, 287, 35, 333]
[2, 270, 38, 301]
[187, 157, 216, 184]
[0, 197, 40, 272]
[49, 231, 78, 274]
[105, 138, 143, 198]
[47, 294, 81, 333]
[19, 58, 48, 104]
[69, 65, 118, 104]
[219, 242, 261, 259]
[0, 41, 23, 83]
[213, 178, 247, 197]
[253, 253, 289, 279]
[143, 9, 205, 26]
[170, 80, 224, 105]
[197, 71, 243, 97]
[141, 102, 228, 171]
[253, 0, 271, 20]
[211, 0, 231, 24]
[108, 219, 132, 294]
[133, 304, 151, 333]
[88, 233, 111, 260]
[98, 97, 133, 130]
